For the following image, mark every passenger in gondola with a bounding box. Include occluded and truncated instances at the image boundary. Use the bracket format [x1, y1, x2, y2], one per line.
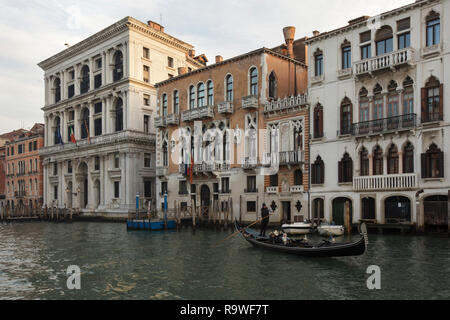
[260, 203, 270, 237]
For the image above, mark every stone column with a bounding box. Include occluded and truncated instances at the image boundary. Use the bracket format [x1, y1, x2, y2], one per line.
[74, 65, 80, 96]
[123, 41, 128, 78]
[89, 58, 95, 91]
[89, 101, 95, 139]
[398, 151, 403, 174]
[368, 154, 373, 176]
[74, 107, 81, 140]
[383, 155, 387, 175]
[102, 51, 107, 86]
[102, 97, 107, 135]
[123, 90, 128, 130]
[61, 70, 66, 100]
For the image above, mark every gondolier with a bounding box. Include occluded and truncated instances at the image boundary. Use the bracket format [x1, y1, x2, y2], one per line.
[260, 203, 270, 237]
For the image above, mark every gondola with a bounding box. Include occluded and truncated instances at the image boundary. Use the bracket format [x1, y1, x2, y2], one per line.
[235, 221, 368, 258]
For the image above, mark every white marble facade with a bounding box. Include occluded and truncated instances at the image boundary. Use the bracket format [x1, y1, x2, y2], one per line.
[38, 17, 202, 217]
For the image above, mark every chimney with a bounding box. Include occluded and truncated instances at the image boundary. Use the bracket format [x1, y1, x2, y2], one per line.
[215, 55, 223, 63]
[178, 67, 188, 75]
[147, 20, 164, 33]
[283, 26, 296, 59]
[312, 30, 320, 37]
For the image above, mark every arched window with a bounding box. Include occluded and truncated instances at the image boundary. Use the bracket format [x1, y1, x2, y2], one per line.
[341, 41, 351, 69]
[373, 146, 383, 176]
[313, 104, 323, 138]
[189, 85, 195, 109]
[426, 11, 440, 47]
[375, 26, 393, 55]
[197, 83, 205, 107]
[359, 87, 369, 122]
[314, 49, 323, 76]
[421, 143, 444, 178]
[338, 153, 353, 183]
[360, 147, 369, 176]
[225, 75, 233, 101]
[162, 94, 168, 116]
[113, 51, 123, 82]
[207, 80, 214, 106]
[162, 141, 168, 167]
[373, 84, 383, 121]
[313, 198, 325, 220]
[269, 71, 277, 99]
[403, 77, 414, 120]
[54, 116, 61, 145]
[80, 66, 90, 94]
[387, 144, 399, 174]
[249, 67, 258, 95]
[387, 81, 399, 130]
[115, 98, 123, 132]
[81, 108, 89, 139]
[173, 90, 179, 114]
[54, 78, 61, 103]
[422, 76, 442, 122]
[294, 169, 303, 186]
[340, 97, 352, 135]
[311, 156, 324, 184]
[403, 142, 414, 174]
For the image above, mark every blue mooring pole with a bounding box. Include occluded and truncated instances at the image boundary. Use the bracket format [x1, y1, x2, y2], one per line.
[136, 193, 139, 221]
[164, 192, 168, 230]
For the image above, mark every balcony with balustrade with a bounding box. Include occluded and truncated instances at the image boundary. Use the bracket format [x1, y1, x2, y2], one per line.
[352, 114, 417, 137]
[242, 95, 258, 110]
[263, 151, 304, 166]
[353, 173, 418, 191]
[218, 101, 233, 114]
[194, 162, 214, 174]
[242, 157, 257, 170]
[266, 186, 279, 194]
[353, 48, 414, 76]
[155, 116, 166, 128]
[156, 167, 168, 177]
[166, 114, 180, 126]
[264, 93, 309, 114]
[181, 105, 214, 122]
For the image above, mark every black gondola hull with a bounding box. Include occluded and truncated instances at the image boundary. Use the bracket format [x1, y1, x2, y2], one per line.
[235, 221, 367, 258]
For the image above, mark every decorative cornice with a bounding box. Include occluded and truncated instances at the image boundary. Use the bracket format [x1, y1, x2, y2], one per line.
[305, 0, 440, 45]
[155, 47, 307, 87]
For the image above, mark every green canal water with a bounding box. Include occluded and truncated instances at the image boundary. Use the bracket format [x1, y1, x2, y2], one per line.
[0, 222, 449, 300]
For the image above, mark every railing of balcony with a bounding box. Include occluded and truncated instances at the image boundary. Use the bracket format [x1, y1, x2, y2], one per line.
[166, 114, 180, 125]
[266, 186, 279, 194]
[352, 114, 417, 136]
[181, 106, 214, 122]
[354, 173, 418, 191]
[155, 116, 166, 127]
[218, 101, 234, 114]
[242, 95, 258, 109]
[264, 94, 309, 113]
[354, 48, 414, 75]
[242, 157, 257, 169]
[279, 150, 304, 165]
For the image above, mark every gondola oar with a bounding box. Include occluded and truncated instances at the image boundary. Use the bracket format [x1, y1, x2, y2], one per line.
[214, 213, 273, 247]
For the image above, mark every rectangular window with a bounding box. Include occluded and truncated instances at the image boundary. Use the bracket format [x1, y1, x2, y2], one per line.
[270, 174, 278, 187]
[167, 57, 174, 68]
[376, 38, 393, 55]
[143, 66, 150, 83]
[94, 157, 100, 171]
[221, 178, 230, 193]
[33, 141, 37, 150]
[191, 184, 196, 194]
[54, 185, 58, 200]
[361, 44, 371, 60]
[94, 102, 102, 114]
[96, 59, 102, 70]
[53, 163, 58, 175]
[143, 94, 150, 106]
[69, 71, 75, 80]
[144, 181, 152, 197]
[29, 142, 32, 152]
[247, 201, 256, 213]
[114, 181, 120, 198]
[161, 182, 168, 195]
[246, 176, 257, 192]
[68, 85, 75, 98]
[179, 181, 188, 195]
[114, 155, 120, 168]
[68, 160, 72, 174]
[94, 74, 102, 89]
[144, 153, 151, 168]
[426, 18, 440, 47]
[314, 54, 323, 76]
[144, 115, 150, 133]
[398, 32, 410, 50]
[94, 118, 102, 136]
[360, 31, 371, 43]
[342, 46, 351, 69]
[143, 47, 150, 59]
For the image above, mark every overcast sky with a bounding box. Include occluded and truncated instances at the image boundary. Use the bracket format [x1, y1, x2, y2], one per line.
[0, 0, 414, 134]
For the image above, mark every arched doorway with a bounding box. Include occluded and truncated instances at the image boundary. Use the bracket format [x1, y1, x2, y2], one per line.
[361, 197, 376, 221]
[78, 162, 88, 209]
[200, 185, 211, 218]
[424, 195, 448, 230]
[332, 197, 353, 226]
[385, 196, 411, 223]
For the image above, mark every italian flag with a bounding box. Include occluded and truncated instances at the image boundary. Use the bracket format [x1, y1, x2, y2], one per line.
[70, 126, 76, 144]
